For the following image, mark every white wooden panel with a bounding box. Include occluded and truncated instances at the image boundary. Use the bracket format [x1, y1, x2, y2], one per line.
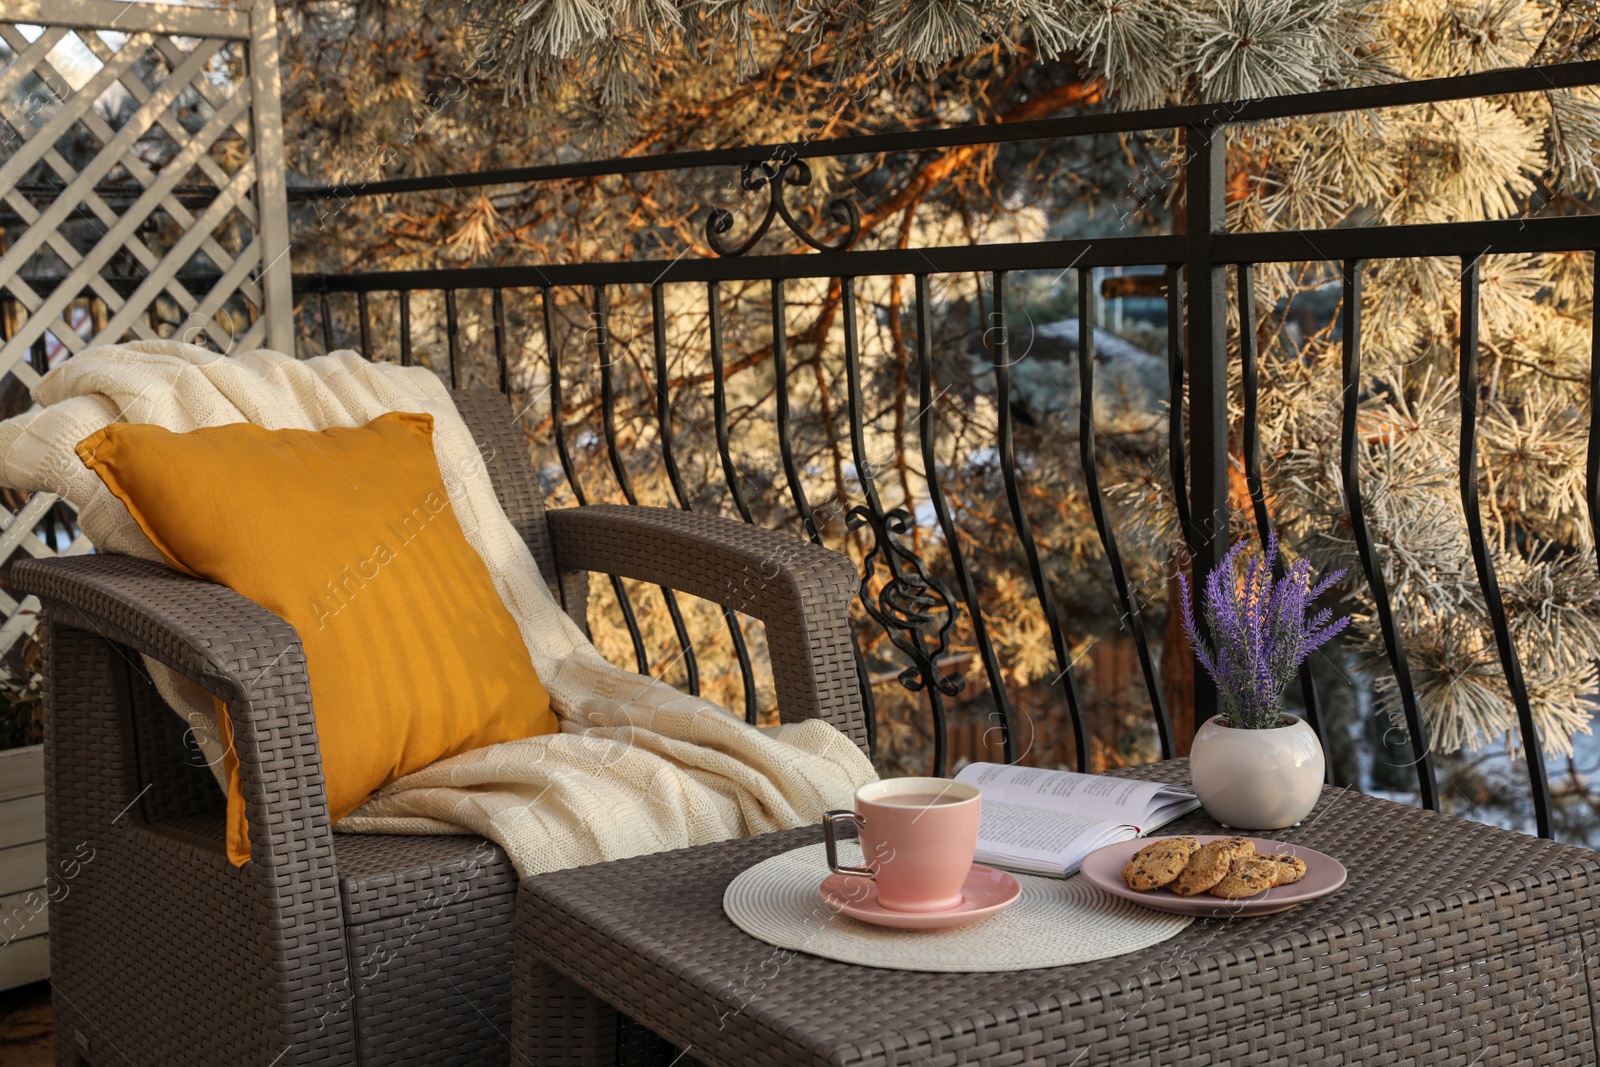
[91, 139, 255, 337]
[0, 746, 49, 990]
[0, 841, 44, 897]
[250, 0, 295, 351]
[0, 39, 221, 365]
[0, 596, 39, 653]
[0, 933, 48, 991]
[0, 794, 43, 850]
[0, 887, 49, 940]
[0, 746, 42, 804]
[0, 1, 293, 657]
[0, 26, 63, 101]
[3, 0, 247, 37]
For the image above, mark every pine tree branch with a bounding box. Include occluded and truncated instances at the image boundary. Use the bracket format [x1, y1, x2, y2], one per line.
[851, 78, 1105, 242]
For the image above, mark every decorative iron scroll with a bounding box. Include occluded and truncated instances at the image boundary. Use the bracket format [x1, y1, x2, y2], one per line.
[847, 504, 965, 696]
[705, 158, 860, 257]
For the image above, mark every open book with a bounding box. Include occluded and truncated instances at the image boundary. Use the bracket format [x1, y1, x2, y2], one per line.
[954, 763, 1201, 877]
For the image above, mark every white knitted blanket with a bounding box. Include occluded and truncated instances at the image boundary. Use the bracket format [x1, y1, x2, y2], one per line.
[0, 341, 875, 876]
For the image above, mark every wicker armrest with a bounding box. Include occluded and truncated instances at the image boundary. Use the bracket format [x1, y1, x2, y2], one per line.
[16, 553, 359, 1058]
[13, 554, 336, 862]
[546, 505, 868, 751]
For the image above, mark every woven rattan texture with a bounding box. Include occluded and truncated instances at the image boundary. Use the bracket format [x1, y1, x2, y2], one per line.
[335, 831, 520, 1060]
[335, 832, 516, 923]
[547, 504, 869, 751]
[515, 762, 1600, 1067]
[30, 592, 357, 1066]
[18, 387, 872, 1064]
[344, 877, 516, 1064]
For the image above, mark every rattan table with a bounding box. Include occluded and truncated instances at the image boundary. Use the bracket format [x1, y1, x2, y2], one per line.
[511, 762, 1600, 1066]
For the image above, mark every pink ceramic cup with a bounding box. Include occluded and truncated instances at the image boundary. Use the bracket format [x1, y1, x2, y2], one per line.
[822, 777, 981, 913]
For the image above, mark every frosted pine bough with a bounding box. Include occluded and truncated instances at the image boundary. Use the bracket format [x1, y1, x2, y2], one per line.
[473, 0, 1391, 120]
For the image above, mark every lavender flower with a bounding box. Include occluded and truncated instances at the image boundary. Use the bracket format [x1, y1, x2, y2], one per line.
[1178, 532, 1350, 730]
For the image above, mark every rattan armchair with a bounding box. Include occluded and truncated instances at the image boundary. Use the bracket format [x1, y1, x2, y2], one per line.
[14, 387, 869, 1067]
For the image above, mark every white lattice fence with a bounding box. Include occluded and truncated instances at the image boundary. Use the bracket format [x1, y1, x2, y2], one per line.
[0, 0, 292, 659]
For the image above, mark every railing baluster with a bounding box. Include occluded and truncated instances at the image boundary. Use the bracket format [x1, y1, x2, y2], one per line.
[914, 273, 1016, 763]
[704, 281, 761, 724]
[1588, 251, 1600, 574]
[357, 290, 371, 360]
[1238, 265, 1273, 544]
[651, 285, 693, 508]
[771, 278, 820, 543]
[1459, 256, 1552, 837]
[543, 288, 584, 501]
[648, 283, 745, 711]
[1166, 264, 1205, 754]
[1078, 269, 1174, 758]
[594, 286, 700, 694]
[399, 289, 412, 367]
[1185, 123, 1229, 732]
[544, 286, 649, 672]
[842, 280, 884, 519]
[992, 270, 1088, 770]
[318, 289, 333, 353]
[1166, 265, 1195, 549]
[708, 281, 756, 525]
[492, 288, 509, 394]
[646, 279, 729, 703]
[1339, 259, 1439, 810]
[838, 278, 895, 756]
[1238, 264, 1328, 774]
[770, 276, 885, 746]
[697, 283, 758, 723]
[444, 288, 460, 389]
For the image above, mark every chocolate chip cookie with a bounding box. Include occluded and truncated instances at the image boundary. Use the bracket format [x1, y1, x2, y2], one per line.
[1208, 856, 1279, 899]
[1264, 854, 1307, 886]
[1121, 836, 1200, 891]
[1170, 837, 1256, 896]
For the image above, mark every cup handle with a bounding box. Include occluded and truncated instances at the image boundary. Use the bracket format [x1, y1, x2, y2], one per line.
[822, 810, 875, 877]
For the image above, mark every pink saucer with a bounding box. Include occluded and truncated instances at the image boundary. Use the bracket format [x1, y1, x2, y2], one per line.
[819, 864, 1021, 930]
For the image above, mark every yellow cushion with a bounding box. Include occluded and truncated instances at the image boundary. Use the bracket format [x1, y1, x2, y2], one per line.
[76, 411, 557, 865]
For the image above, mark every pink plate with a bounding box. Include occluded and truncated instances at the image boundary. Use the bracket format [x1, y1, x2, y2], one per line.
[1079, 834, 1348, 918]
[819, 864, 1022, 930]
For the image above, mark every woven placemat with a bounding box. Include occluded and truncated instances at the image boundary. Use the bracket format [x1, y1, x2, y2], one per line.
[722, 842, 1193, 973]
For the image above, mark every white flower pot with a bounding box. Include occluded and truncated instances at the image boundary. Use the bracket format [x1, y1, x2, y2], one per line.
[1189, 715, 1324, 830]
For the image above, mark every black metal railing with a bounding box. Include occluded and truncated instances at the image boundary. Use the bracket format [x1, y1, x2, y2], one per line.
[286, 61, 1600, 840]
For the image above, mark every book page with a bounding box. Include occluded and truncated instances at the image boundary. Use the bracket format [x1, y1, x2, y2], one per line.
[973, 800, 1132, 875]
[955, 762, 1184, 826]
